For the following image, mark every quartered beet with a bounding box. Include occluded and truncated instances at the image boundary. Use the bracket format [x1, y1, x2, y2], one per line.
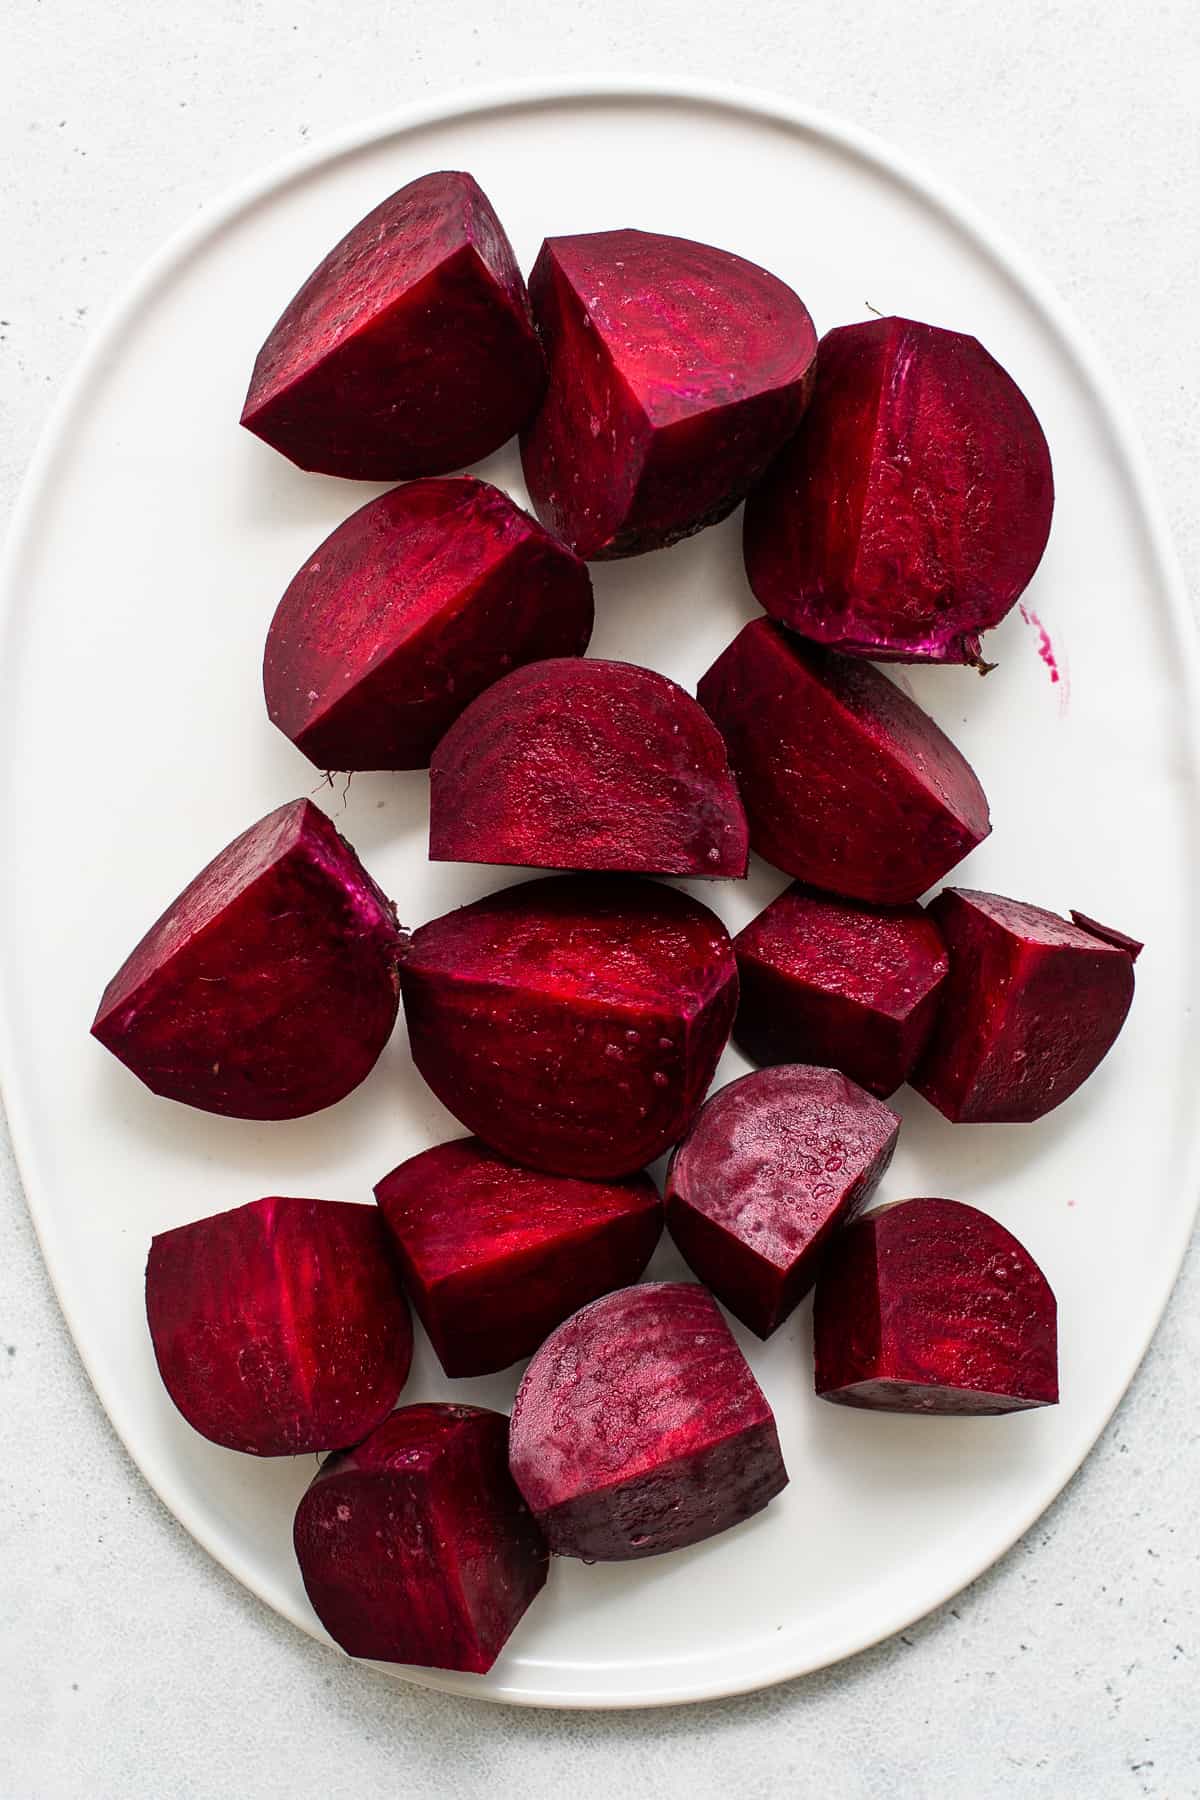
[697, 620, 990, 903]
[913, 889, 1137, 1123]
[294, 1404, 548, 1671]
[520, 228, 817, 559]
[813, 1197, 1058, 1414]
[508, 1283, 787, 1560]
[146, 1196, 412, 1455]
[666, 1067, 899, 1337]
[428, 658, 749, 876]
[241, 171, 545, 480]
[374, 1138, 662, 1377]
[264, 478, 593, 771]
[399, 876, 737, 1178]
[92, 799, 404, 1119]
[744, 317, 1054, 665]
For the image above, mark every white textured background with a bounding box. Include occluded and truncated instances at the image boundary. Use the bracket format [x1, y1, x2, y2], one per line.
[3, 6, 1198, 1797]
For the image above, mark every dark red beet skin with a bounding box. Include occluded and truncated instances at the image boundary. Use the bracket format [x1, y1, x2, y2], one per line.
[743, 317, 1054, 665]
[698, 620, 990, 903]
[814, 1197, 1058, 1414]
[241, 171, 545, 480]
[146, 1196, 412, 1455]
[508, 1283, 787, 1560]
[294, 1405, 548, 1671]
[375, 1139, 662, 1377]
[520, 228, 817, 559]
[264, 478, 593, 772]
[428, 658, 749, 877]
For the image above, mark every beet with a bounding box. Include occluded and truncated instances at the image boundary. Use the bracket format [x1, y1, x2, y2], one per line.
[92, 799, 404, 1119]
[294, 1404, 547, 1670]
[912, 889, 1137, 1123]
[813, 1197, 1058, 1414]
[399, 876, 737, 1178]
[1069, 911, 1144, 960]
[374, 1139, 662, 1376]
[508, 1283, 787, 1559]
[146, 1196, 412, 1454]
[241, 171, 545, 480]
[743, 317, 1054, 665]
[697, 620, 990, 902]
[264, 478, 593, 772]
[429, 658, 749, 876]
[520, 228, 817, 559]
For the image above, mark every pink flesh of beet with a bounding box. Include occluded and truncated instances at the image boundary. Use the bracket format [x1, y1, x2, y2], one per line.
[91, 799, 405, 1119]
[508, 1282, 787, 1560]
[146, 1195, 412, 1455]
[428, 658, 749, 876]
[241, 171, 545, 480]
[743, 317, 1054, 665]
[374, 1138, 662, 1377]
[399, 875, 738, 1178]
[264, 478, 593, 772]
[666, 1066, 899, 1337]
[813, 1197, 1058, 1414]
[294, 1404, 548, 1671]
[697, 620, 990, 903]
[520, 228, 817, 559]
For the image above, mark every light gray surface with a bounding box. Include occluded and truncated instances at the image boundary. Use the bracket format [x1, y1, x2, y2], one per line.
[2, 5, 1197, 1796]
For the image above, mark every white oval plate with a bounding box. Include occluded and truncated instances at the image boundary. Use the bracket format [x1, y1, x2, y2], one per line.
[2, 80, 1197, 1709]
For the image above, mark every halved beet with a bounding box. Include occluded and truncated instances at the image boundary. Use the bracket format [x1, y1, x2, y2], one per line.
[733, 883, 949, 1096]
[146, 1196, 412, 1455]
[374, 1139, 662, 1376]
[508, 1283, 787, 1559]
[912, 889, 1137, 1123]
[666, 1067, 899, 1337]
[813, 1197, 1058, 1414]
[294, 1404, 547, 1670]
[92, 799, 404, 1118]
[743, 317, 1054, 665]
[520, 228, 817, 558]
[428, 658, 749, 876]
[241, 171, 545, 480]
[697, 620, 990, 903]
[399, 876, 737, 1178]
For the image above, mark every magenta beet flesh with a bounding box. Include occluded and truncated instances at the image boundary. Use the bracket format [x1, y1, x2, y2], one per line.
[146, 1196, 412, 1455]
[520, 228, 817, 559]
[814, 1197, 1058, 1414]
[399, 876, 737, 1178]
[508, 1283, 787, 1559]
[375, 1138, 662, 1376]
[744, 317, 1054, 665]
[92, 799, 404, 1119]
[294, 1404, 548, 1670]
[241, 171, 545, 480]
[698, 620, 990, 902]
[264, 478, 593, 771]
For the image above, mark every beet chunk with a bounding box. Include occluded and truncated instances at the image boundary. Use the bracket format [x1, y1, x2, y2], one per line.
[146, 1196, 412, 1454]
[813, 1197, 1058, 1414]
[912, 889, 1137, 1123]
[666, 1067, 899, 1336]
[744, 317, 1054, 665]
[92, 799, 404, 1118]
[294, 1404, 547, 1670]
[698, 620, 990, 902]
[264, 478, 593, 771]
[429, 658, 749, 876]
[520, 228, 817, 558]
[375, 1139, 662, 1376]
[509, 1283, 787, 1559]
[399, 876, 737, 1177]
[241, 171, 545, 479]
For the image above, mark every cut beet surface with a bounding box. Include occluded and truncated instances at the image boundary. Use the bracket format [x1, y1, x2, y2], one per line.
[509, 1283, 787, 1560]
